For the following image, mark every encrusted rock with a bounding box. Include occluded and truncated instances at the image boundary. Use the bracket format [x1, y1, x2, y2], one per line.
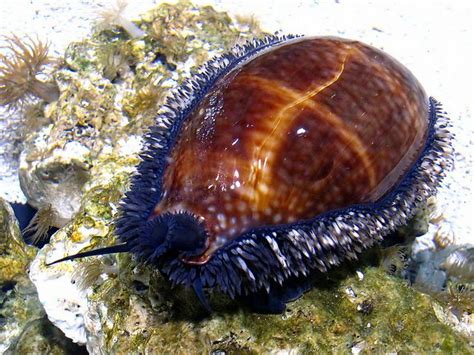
[0, 198, 83, 353]
[19, 139, 91, 227]
[18, 0, 264, 229]
[0, 197, 36, 284]
[0, 197, 40, 353]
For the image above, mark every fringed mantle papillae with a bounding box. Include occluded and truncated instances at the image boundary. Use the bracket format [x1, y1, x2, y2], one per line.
[115, 35, 453, 302]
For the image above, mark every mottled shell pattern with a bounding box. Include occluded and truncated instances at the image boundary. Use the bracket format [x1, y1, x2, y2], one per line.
[52, 35, 453, 312]
[154, 36, 429, 264]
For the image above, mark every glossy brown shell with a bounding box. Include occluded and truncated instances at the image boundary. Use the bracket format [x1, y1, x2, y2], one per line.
[152, 37, 429, 261]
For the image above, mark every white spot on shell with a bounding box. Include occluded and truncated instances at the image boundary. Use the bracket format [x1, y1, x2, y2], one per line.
[296, 127, 307, 135]
[217, 213, 226, 229]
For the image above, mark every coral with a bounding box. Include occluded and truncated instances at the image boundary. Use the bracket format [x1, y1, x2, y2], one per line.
[0, 35, 59, 110]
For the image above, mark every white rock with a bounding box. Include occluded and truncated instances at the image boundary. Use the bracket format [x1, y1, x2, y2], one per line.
[29, 233, 89, 344]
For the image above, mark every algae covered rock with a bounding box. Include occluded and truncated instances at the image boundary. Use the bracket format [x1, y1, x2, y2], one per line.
[83, 261, 473, 353]
[19, 140, 91, 227]
[29, 119, 471, 352]
[0, 198, 84, 354]
[29, 154, 137, 345]
[34, 232, 473, 353]
[0, 197, 41, 352]
[18, 0, 265, 229]
[1, 277, 85, 355]
[0, 198, 36, 284]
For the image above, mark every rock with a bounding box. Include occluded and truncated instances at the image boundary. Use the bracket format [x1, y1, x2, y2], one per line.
[0, 197, 36, 284]
[19, 140, 91, 227]
[0, 277, 85, 355]
[0, 197, 84, 353]
[26, 0, 265, 347]
[29, 156, 136, 345]
[34, 232, 473, 353]
[37, 110, 467, 355]
[432, 302, 473, 343]
[406, 244, 474, 342]
[3, 317, 87, 355]
[0, 197, 39, 352]
[17, 0, 264, 229]
[0, 277, 46, 354]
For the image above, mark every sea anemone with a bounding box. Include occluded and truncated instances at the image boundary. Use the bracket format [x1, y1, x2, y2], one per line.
[381, 246, 409, 277]
[71, 258, 118, 291]
[22, 203, 57, 246]
[441, 246, 474, 282]
[96, 0, 145, 39]
[0, 34, 59, 110]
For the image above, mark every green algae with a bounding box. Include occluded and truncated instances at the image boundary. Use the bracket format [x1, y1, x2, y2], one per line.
[91, 260, 471, 353]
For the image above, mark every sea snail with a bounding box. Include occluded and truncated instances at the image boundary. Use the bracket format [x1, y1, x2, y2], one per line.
[49, 35, 453, 313]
